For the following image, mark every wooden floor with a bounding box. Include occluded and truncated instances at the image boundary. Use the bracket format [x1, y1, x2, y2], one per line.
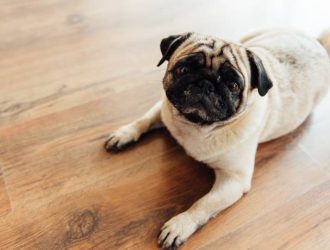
[0, 0, 330, 249]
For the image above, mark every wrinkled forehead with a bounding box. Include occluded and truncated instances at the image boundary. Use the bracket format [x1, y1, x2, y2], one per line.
[169, 35, 249, 74]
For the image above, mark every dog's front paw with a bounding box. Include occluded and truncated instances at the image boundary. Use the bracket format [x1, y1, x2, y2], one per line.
[104, 124, 140, 153]
[158, 212, 198, 249]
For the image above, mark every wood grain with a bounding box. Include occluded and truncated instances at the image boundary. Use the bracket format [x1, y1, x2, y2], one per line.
[0, 167, 10, 216]
[0, 0, 329, 249]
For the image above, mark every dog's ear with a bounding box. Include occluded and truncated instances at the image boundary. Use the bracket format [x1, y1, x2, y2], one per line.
[157, 33, 192, 67]
[247, 50, 273, 96]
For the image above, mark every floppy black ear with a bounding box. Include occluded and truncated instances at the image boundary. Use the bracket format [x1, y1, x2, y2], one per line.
[247, 50, 273, 96]
[157, 33, 192, 67]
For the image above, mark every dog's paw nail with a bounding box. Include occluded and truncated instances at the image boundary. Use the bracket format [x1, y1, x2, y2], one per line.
[104, 141, 119, 153]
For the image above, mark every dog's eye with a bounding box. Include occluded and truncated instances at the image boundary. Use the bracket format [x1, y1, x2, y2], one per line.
[227, 82, 240, 93]
[175, 66, 190, 77]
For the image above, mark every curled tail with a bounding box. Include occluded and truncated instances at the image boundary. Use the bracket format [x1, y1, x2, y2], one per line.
[319, 29, 330, 56]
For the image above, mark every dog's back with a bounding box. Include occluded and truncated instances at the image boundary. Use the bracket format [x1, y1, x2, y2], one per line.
[244, 30, 330, 142]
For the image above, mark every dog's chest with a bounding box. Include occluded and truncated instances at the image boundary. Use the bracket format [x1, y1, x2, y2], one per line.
[165, 122, 213, 161]
[161, 102, 223, 162]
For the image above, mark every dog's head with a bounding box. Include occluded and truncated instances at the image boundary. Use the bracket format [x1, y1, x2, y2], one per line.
[158, 33, 273, 125]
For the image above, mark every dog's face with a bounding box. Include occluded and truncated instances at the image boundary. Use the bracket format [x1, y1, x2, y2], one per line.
[164, 52, 244, 124]
[158, 33, 273, 125]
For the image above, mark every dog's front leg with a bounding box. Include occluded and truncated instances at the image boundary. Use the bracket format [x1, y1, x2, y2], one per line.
[158, 143, 257, 249]
[104, 101, 163, 152]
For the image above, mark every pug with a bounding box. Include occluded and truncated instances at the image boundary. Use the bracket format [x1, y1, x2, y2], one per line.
[105, 29, 330, 249]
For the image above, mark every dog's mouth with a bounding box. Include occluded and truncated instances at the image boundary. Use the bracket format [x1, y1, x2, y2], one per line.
[166, 78, 232, 124]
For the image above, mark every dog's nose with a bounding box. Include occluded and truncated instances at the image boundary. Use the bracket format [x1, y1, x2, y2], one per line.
[199, 80, 214, 93]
